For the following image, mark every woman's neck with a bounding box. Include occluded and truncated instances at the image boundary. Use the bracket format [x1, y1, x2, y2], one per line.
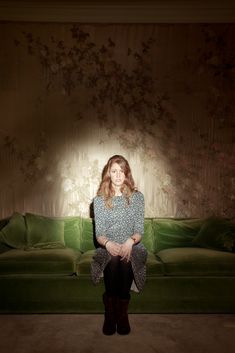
[113, 186, 122, 196]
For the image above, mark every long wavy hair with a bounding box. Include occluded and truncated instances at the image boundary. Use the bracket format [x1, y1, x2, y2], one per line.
[97, 155, 137, 208]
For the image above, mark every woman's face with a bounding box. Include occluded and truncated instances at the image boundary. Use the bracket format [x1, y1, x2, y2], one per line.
[109, 162, 125, 188]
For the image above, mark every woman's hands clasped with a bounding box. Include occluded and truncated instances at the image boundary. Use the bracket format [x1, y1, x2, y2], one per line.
[106, 238, 134, 262]
[119, 238, 135, 262]
[105, 241, 122, 257]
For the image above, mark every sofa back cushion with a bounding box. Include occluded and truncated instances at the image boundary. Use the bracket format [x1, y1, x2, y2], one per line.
[0, 217, 10, 231]
[153, 218, 204, 252]
[63, 216, 82, 251]
[0, 212, 26, 249]
[81, 218, 96, 253]
[0, 218, 11, 253]
[192, 217, 235, 252]
[25, 213, 65, 249]
[142, 219, 155, 253]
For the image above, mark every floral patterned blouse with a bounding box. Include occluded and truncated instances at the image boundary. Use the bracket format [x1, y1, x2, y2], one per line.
[93, 191, 145, 243]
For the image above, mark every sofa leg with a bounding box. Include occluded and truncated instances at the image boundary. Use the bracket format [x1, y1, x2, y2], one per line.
[102, 293, 117, 335]
[116, 296, 131, 335]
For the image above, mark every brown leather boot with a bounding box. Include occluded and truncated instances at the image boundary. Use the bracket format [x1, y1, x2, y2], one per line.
[102, 293, 117, 335]
[116, 296, 131, 335]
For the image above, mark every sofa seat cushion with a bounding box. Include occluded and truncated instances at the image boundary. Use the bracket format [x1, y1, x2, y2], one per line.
[77, 250, 94, 274]
[157, 247, 235, 276]
[0, 248, 81, 275]
[77, 250, 164, 276]
[146, 251, 164, 276]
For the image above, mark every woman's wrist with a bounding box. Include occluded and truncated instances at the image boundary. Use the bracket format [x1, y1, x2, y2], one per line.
[128, 237, 135, 245]
[131, 233, 141, 244]
[130, 236, 137, 244]
[104, 239, 110, 248]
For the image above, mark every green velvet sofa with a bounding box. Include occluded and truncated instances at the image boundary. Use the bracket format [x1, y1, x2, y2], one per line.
[0, 212, 235, 313]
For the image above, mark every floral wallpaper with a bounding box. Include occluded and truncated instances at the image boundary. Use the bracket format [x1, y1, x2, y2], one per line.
[0, 23, 234, 218]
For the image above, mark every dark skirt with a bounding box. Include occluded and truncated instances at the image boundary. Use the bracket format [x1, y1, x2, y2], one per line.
[90, 242, 148, 292]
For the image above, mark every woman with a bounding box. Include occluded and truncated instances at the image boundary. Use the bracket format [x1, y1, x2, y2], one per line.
[91, 155, 147, 335]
